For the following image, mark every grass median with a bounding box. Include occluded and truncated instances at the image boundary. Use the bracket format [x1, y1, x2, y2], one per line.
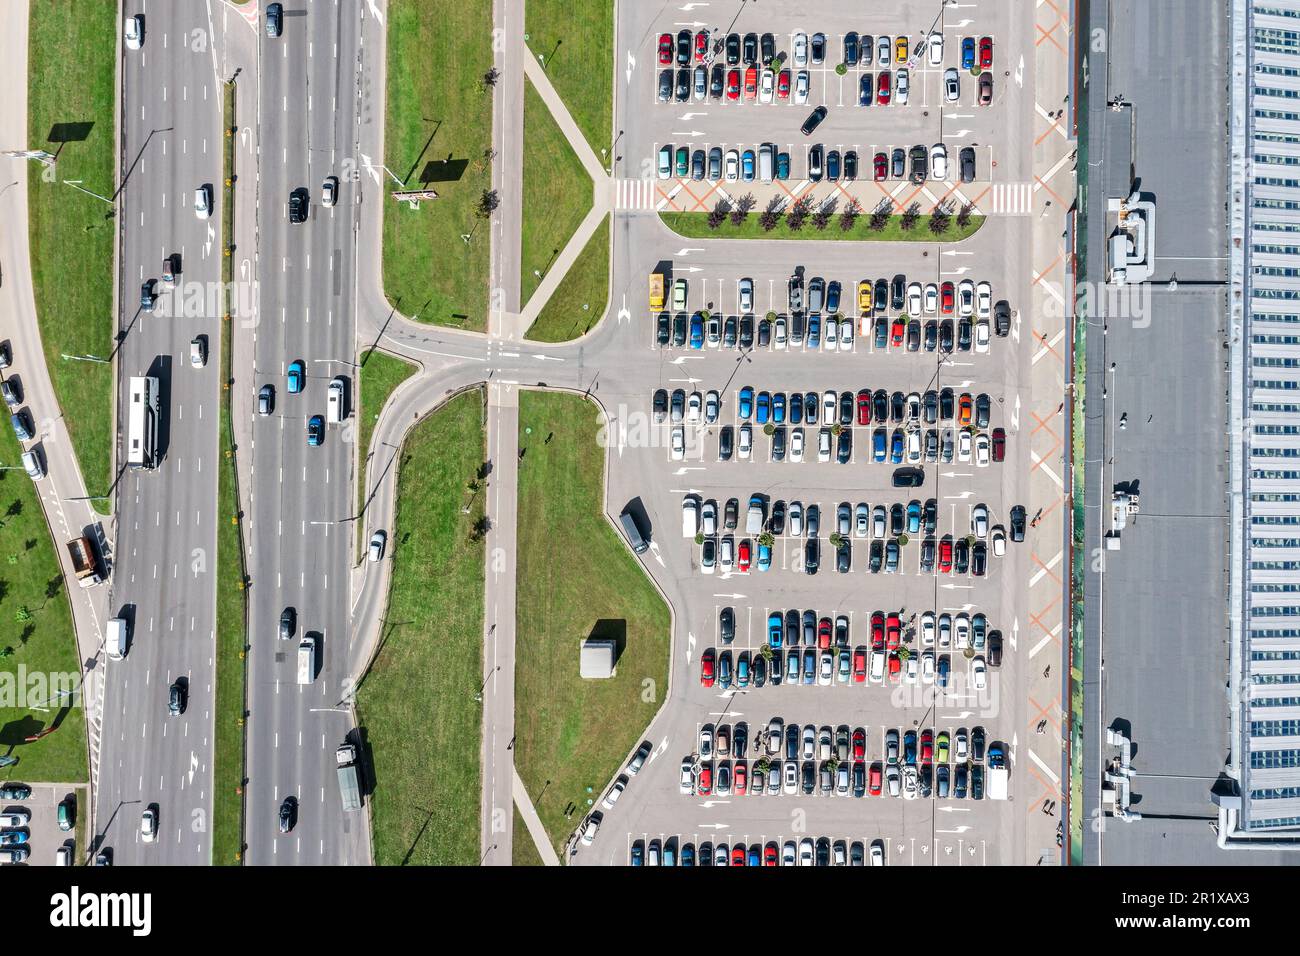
[382, 0, 494, 331]
[660, 210, 985, 242]
[355, 349, 417, 559]
[357, 389, 486, 866]
[26, 0, 117, 508]
[524, 0, 613, 159]
[520, 77, 592, 308]
[525, 214, 609, 343]
[0, 429, 88, 784]
[514, 391, 670, 855]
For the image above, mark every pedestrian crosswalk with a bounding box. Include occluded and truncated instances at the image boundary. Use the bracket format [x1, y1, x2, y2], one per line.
[990, 182, 1034, 215]
[615, 178, 665, 211]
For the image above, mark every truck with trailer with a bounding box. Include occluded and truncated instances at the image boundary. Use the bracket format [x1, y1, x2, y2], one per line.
[336, 744, 362, 811]
[66, 536, 103, 588]
[987, 743, 1009, 800]
[648, 272, 664, 311]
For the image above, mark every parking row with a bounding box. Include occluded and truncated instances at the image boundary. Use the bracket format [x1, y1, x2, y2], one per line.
[630, 835, 885, 866]
[700, 643, 996, 689]
[656, 141, 982, 185]
[714, 607, 1002, 655]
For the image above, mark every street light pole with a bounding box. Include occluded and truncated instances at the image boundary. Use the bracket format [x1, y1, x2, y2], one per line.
[62, 179, 114, 206]
[61, 353, 111, 364]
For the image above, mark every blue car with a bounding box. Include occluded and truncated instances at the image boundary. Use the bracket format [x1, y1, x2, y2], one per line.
[776, 151, 790, 180]
[826, 281, 841, 313]
[789, 395, 803, 425]
[756, 391, 771, 424]
[689, 313, 704, 349]
[287, 359, 305, 394]
[772, 392, 785, 423]
[742, 149, 755, 181]
[768, 612, 783, 648]
[307, 415, 325, 447]
[937, 656, 950, 688]
[802, 649, 816, 684]
[807, 314, 821, 349]
[786, 648, 800, 681]
[907, 502, 922, 534]
[738, 386, 754, 420]
[737, 654, 750, 687]
[962, 36, 976, 70]
[718, 650, 732, 688]
[747, 846, 760, 867]
[890, 431, 905, 463]
[680, 843, 695, 867]
[631, 842, 644, 865]
[757, 542, 771, 571]
[0, 830, 28, 845]
[805, 392, 818, 423]
[873, 428, 887, 462]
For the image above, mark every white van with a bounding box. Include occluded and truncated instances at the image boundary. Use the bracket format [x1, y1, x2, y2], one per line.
[327, 376, 346, 424]
[682, 495, 699, 538]
[759, 144, 774, 183]
[297, 637, 316, 685]
[106, 618, 129, 661]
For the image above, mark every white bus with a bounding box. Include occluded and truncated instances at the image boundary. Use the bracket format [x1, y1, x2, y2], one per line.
[127, 375, 160, 469]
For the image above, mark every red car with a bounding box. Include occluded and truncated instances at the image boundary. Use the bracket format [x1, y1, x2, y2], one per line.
[886, 613, 901, 649]
[695, 30, 709, 61]
[979, 35, 993, 69]
[941, 281, 955, 314]
[726, 68, 741, 100]
[701, 647, 716, 686]
[873, 151, 888, 181]
[743, 66, 758, 99]
[888, 651, 902, 683]
[818, 617, 832, 649]
[857, 389, 872, 425]
[738, 540, 751, 572]
[921, 729, 934, 762]
[731, 845, 746, 866]
[764, 842, 778, 866]
[992, 427, 1006, 462]
[777, 69, 791, 99]
[876, 70, 891, 104]
[735, 761, 747, 795]
[853, 647, 867, 682]
[871, 611, 885, 648]
[890, 318, 906, 347]
[869, 762, 883, 796]
[698, 762, 713, 795]
[939, 538, 953, 573]
[853, 727, 867, 760]
[658, 33, 674, 65]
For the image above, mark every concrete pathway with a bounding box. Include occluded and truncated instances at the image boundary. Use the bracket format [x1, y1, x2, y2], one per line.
[512, 766, 561, 865]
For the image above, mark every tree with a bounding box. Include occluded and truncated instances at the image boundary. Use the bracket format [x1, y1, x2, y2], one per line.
[839, 197, 861, 232]
[707, 200, 729, 230]
[929, 203, 952, 235]
[811, 206, 832, 230]
[730, 192, 756, 226]
[829, 532, 844, 549]
[786, 196, 811, 231]
[482, 67, 500, 89]
[758, 532, 774, 548]
[956, 202, 974, 229]
[900, 202, 921, 232]
[476, 189, 500, 218]
[869, 199, 892, 232]
[758, 209, 779, 232]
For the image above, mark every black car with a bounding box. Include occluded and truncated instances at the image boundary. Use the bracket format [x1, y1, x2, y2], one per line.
[869, 541, 883, 573]
[710, 63, 724, 98]
[972, 726, 986, 762]
[720, 607, 735, 644]
[804, 539, 819, 575]
[675, 67, 690, 101]
[801, 106, 828, 136]
[924, 500, 938, 535]
[676, 29, 692, 65]
[770, 499, 786, 535]
[836, 541, 851, 573]
[859, 73, 873, 105]
[920, 537, 936, 573]
[976, 392, 992, 428]
[939, 319, 954, 352]
[873, 278, 888, 312]
[891, 147, 906, 178]
[168, 679, 186, 716]
[890, 391, 907, 421]
[140, 279, 156, 312]
[658, 69, 673, 101]
[802, 761, 815, 794]
[0, 782, 32, 801]
[890, 274, 906, 311]
[279, 796, 296, 833]
[972, 541, 988, 576]
[771, 426, 786, 461]
[288, 188, 308, 223]
[760, 32, 775, 66]
[890, 503, 905, 536]
[837, 429, 852, 463]
[844, 31, 859, 65]
[742, 32, 758, 65]
[958, 316, 973, 351]
[843, 150, 858, 181]
[994, 299, 1012, 337]
[839, 391, 854, 426]
[826, 149, 841, 181]
[691, 149, 705, 181]
[954, 539, 969, 574]
[892, 467, 924, 488]
[960, 146, 977, 183]
[725, 32, 740, 65]
[739, 315, 754, 349]
[278, 607, 297, 641]
[724, 497, 739, 530]
[940, 388, 955, 420]
[873, 390, 889, 422]
[756, 320, 770, 348]
[924, 320, 938, 351]
[909, 144, 928, 183]
[785, 610, 800, 648]
[988, 633, 1003, 667]
[924, 391, 939, 424]
[265, 2, 283, 37]
[810, 32, 826, 64]
[718, 425, 733, 461]
[971, 765, 984, 800]
[955, 763, 968, 799]
[656, 313, 670, 345]
[672, 314, 688, 347]
[652, 389, 668, 423]
[907, 319, 921, 351]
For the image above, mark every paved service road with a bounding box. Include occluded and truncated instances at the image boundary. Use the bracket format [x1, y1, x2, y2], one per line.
[97, 0, 225, 865]
[242, 1, 370, 865]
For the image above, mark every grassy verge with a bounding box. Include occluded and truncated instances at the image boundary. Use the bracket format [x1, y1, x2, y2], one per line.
[212, 80, 247, 866]
[26, 0, 117, 509]
[514, 392, 670, 854]
[526, 215, 610, 343]
[382, 0, 494, 331]
[0, 428, 88, 784]
[512, 808, 544, 866]
[660, 211, 986, 242]
[524, 0, 613, 160]
[357, 389, 486, 866]
[521, 78, 592, 307]
[355, 350, 417, 559]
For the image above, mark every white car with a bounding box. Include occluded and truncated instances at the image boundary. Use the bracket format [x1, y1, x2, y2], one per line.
[686, 391, 702, 424]
[194, 184, 213, 219]
[903, 766, 918, 799]
[921, 650, 936, 683]
[190, 337, 207, 368]
[724, 149, 740, 182]
[789, 501, 804, 537]
[818, 428, 832, 463]
[927, 32, 944, 66]
[790, 428, 804, 462]
[955, 729, 969, 762]
[958, 430, 972, 462]
[840, 319, 853, 348]
[783, 761, 799, 795]
[141, 807, 157, 843]
[794, 70, 810, 104]
[792, 32, 809, 67]
[904, 654, 919, 684]
[819, 651, 833, 685]
[759, 69, 775, 103]
[975, 318, 991, 353]
[0, 810, 29, 828]
[976, 280, 992, 317]
[972, 503, 989, 538]
[368, 530, 387, 562]
[907, 282, 923, 315]
[824, 317, 838, 351]
[699, 726, 713, 759]
[799, 837, 814, 866]
[975, 432, 991, 466]
[938, 613, 952, 648]
[972, 657, 988, 691]
[870, 648, 885, 683]
[906, 429, 922, 462]
[774, 317, 788, 349]
[738, 423, 752, 459]
[920, 611, 936, 647]
[602, 775, 627, 809]
[931, 143, 948, 181]
[703, 390, 720, 425]
[657, 145, 672, 179]
[125, 14, 144, 50]
[959, 278, 975, 316]
[701, 500, 717, 536]
[896, 68, 910, 105]
[870, 842, 885, 866]
[822, 390, 837, 422]
[783, 840, 797, 865]
[670, 425, 685, 460]
[739, 277, 753, 313]
[21, 450, 44, 480]
[719, 536, 734, 572]
[955, 613, 972, 649]
[580, 813, 601, 845]
[991, 526, 1007, 556]
[877, 35, 891, 65]
[944, 67, 960, 102]
[872, 505, 887, 539]
[680, 758, 695, 794]
[924, 283, 939, 313]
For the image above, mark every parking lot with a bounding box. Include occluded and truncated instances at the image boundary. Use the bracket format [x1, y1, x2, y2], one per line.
[0, 783, 81, 866]
[569, 0, 1067, 865]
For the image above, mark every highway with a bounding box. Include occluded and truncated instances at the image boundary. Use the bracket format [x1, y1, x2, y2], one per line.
[242, 1, 369, 865]
[96, 0, 225, 865]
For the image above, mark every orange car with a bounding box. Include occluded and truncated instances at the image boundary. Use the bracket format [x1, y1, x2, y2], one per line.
[958, 393, 974, 427]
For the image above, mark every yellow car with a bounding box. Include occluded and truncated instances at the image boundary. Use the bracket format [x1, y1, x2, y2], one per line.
[858, 280, 873, 313]
[895, 36, 908, 64]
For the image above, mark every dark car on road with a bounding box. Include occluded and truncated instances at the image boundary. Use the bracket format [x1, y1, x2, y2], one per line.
[801, 105, 828, 136]
[288, 188, 309, 223]
[265, 2, 283, 37]
[892, 467, 924, 488]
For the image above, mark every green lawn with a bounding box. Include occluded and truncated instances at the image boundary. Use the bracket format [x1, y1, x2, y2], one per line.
[357, 390, 486, 866]
[514, 392, 670, 853]
[525, 0, 613, 159]
[660, 210, 986, 242]
[382, 0, 494, 331]
[26, 0, 117, 508]
[512, 808, 544, 866]
[356, 349, 417, 557]
[521, 78, 593, 308]
[0, 430, 88, 784]
[526, 215, 609, 343]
